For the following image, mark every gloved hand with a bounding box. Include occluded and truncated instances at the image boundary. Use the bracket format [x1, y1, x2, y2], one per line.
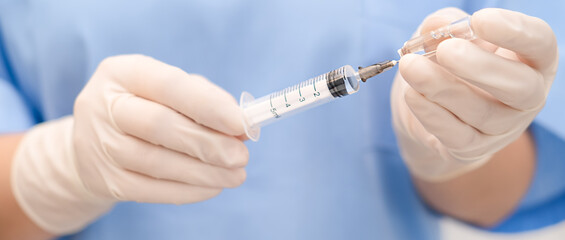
[11, 55, 249, 234]
[391, 8, 558, 181]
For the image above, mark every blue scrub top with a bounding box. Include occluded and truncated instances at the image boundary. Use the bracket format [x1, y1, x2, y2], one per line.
[1, 0, 564, 239]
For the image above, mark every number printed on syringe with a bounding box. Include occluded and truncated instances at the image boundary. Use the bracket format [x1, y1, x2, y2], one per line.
[240, 61, 397, 141]
[268, 74, 331, 121]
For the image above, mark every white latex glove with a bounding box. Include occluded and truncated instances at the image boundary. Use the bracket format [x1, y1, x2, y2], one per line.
[391, 8, 558, 181]
[11, 55, 249, 234]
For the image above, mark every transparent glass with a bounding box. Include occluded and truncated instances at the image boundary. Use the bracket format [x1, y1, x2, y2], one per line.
[240, 65, 360, 141]
[398, 16, 476, 57]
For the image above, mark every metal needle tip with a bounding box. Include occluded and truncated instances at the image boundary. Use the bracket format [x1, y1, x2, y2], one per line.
[358, 60, 398, 82]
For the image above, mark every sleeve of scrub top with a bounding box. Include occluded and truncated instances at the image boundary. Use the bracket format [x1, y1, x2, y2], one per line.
[0, 46, 35, 133]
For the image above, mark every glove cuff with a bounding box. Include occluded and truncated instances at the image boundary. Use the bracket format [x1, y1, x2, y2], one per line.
[11, 117, 114, 235]
[396, 133, 492, 182]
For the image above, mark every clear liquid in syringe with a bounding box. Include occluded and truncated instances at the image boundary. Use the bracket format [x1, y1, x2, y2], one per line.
[240, 65, 359, 141]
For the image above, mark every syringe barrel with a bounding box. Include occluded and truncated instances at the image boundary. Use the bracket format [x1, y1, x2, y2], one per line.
[240, 65, 361, 141]
[398, 16, 475, 57]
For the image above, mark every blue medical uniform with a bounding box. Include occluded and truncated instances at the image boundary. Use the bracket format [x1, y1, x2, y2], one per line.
[0, 0, 564, 239]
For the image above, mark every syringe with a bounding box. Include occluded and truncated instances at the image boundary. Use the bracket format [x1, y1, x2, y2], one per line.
[240, 17, 474, 141]
[240, 60, 397, 141]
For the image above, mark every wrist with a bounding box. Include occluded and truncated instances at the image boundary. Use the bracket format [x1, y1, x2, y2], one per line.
[11, 117, 114, 235]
